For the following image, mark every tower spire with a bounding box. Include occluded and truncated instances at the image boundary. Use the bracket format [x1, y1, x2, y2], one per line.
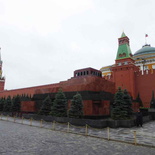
[0, 47, 5, 90]
[0, 47, 2, 65]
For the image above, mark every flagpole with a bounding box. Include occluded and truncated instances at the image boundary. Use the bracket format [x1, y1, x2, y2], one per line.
[145, 34, 148, 45]
[145, 35, 146, 44]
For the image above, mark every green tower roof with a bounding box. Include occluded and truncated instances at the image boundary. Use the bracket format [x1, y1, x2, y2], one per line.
[116, 32, 132, 60]
[116, 44, 132, 60]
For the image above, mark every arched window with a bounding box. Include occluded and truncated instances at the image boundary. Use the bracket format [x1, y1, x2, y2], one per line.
[119, 54, 122, 57]
[123, 53, 126, 57]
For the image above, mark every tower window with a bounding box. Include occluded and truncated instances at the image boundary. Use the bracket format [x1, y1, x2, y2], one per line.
[118, 62, 122, 66]
[144, 66, 148, 70]
[124, 61, 128, 65]
[122, 53, 126, 57]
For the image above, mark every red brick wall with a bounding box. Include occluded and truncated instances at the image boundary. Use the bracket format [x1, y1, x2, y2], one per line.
[21, 101, 36, 112]
[111, 64, 137, 99]
[0, 75, 114, 116]
[83, 100, 110, 116]
[0, 83, 60, 98]
[0, 80, 5, 91]
[68, 100, 110, 116]
[83, 100, 93, 115]
[135, 69, 155, 108]
[0, 76, 115, 98]
[102, 100, 110, 115]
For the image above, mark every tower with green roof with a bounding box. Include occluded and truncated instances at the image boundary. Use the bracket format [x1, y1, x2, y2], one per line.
[116, 32, 132, 60]
[111, 32, 139, 100]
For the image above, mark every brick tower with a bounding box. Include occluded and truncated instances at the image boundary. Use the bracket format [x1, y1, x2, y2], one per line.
[111, 32, 139, 99]
[0, 48, 5, 91]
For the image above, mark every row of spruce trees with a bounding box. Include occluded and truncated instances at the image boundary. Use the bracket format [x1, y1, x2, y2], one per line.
[0, 94, 31, 112]
[38, 89, 83, 118]
[0, 88, 134, 120]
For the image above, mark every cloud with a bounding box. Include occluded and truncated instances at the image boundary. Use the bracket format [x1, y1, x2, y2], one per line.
[1, 0, 94, 35]
[1, 0, 155, 89]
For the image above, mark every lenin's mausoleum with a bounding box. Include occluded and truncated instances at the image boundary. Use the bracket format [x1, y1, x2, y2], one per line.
[0, 32, 155, 116]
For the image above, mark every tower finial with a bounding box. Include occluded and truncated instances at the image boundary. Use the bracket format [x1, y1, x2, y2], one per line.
[0, 47, 1, 60]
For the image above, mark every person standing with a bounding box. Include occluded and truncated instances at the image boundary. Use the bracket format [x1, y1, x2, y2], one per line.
[136, 109, 143, 127]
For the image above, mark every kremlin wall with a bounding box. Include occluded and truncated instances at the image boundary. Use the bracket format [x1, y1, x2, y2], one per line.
[0, 67, 115, 116]
[102, 32, 155, 108]
[0, 32, 155, 116]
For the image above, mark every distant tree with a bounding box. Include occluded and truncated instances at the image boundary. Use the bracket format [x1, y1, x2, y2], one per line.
[29, 94, 32, 99]
[21, 94, 31, 101]
[3, 96, 12, 112]
[136, 93, 143, 107]
[38, 95, 52, 115]
[150, 91, 155, 108]
[68, 92, 83, 118]
[50, 89, 67, 117]
[12, 95, 21, 112]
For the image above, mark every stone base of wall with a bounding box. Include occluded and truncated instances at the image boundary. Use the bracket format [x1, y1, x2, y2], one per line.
[21, 114, 152, 128]
[148, 109, 155, 120]
[0, 112, 153, 128]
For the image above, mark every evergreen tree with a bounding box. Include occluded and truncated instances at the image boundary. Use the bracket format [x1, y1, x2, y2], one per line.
[136, 93, 143, 107]
[111, 87, 124, 120]
[38, 95, 52, 115]
[3, 96, 12, 112]
[50, 89, 67, 117]
[123, 89, 133, 118]
[0, 97, 5, 111]
[21, 94, 30, 101]
[11, 96, 15, 112]
[150, 91, 155, 108]
[12, 95, 21, 112]
[68, 92, 83, 118]
[112, 88, 133, 120]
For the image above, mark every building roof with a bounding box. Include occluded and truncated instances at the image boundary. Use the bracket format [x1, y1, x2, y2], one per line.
[134, 44, 155, 56]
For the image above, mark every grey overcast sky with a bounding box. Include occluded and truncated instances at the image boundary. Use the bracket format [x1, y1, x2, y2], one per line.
[0, 0, 155, 90]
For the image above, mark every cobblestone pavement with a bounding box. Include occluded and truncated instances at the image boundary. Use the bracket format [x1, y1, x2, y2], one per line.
[0, 119, 155, 155]
[1, 116, 155, 147]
